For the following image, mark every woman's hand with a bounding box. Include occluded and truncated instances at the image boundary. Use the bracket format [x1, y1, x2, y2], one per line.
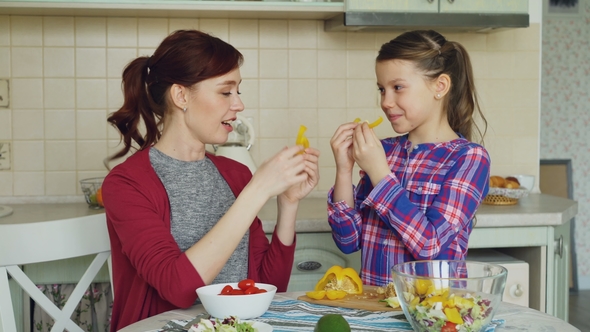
[280, 147, 320, 202]
[248, 145, 308, 200]
[352, 122, 390, 186]
[330, 122, 359, 175]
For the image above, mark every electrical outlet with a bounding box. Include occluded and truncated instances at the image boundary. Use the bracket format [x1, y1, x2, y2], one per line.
[0, 142, 11, 170]
[0, 79, 8, 108]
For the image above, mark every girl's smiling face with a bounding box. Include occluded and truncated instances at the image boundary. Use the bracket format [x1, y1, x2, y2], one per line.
[376, 59, 442, 140]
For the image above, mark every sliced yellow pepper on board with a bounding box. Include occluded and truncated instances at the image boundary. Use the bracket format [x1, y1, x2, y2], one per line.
[326, 290, 348, 300]
[314, 265, 363, 295]
[295, 125, 310, 150]
[305, 290, 326, 300]
[353, 116, 383, 128]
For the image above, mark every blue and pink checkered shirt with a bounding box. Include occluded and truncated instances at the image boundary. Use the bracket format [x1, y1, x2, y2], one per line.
[328, 134, 491, 287]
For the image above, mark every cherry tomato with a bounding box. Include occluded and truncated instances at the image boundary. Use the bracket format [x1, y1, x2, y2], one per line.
[229, 289, 245, 295]
[238, 279, 255, 291]
[244, 286, 259, 295]
[255, 288, 267, 294]
[219, 285, 233, 295]
[441, 321, 457, 332]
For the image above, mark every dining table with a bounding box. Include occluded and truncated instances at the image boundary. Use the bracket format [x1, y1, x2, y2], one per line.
[117, 291, 581, 332]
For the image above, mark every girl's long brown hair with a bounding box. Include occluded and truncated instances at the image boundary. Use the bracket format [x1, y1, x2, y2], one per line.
[107, 30, 244, 160]
[377, 30, 487, 143]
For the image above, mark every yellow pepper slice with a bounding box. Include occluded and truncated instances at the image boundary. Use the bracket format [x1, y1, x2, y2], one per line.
[305, 290, 326, 300]
[314, 265, 363, 295]
[353, 116, 383, 128]
[295, 125, 310, 150]
[444, 307, 464, 325]
[326, 290, 348, 300]
[415, 279, 433, 296]
[368, 116, 383, 128]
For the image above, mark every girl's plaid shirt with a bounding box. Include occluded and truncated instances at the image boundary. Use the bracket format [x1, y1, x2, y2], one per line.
[328, 134, 491, 286]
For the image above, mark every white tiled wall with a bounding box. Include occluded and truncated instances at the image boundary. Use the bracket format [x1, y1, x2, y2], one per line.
[0, 15, 541, 202]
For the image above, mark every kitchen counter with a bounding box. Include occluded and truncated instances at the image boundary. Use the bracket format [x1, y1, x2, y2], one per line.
[0, 203, 103, 225]
[0, 193, 576, 232]
[258, 193, 577, 233]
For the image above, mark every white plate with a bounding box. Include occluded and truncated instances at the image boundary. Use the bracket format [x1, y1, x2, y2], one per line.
[248, 321, 273, 332]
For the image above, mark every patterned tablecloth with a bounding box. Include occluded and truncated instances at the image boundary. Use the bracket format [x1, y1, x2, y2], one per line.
[118, 292, 580, 332]
[159, 297, 505, 332]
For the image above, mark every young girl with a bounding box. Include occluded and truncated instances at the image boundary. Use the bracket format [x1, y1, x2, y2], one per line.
[103, 30, 320, 331]
[328, 30, 490, 287]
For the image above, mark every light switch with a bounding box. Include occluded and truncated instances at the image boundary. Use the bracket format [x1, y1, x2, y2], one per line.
[0, 142, 10, 170]
[0, 79, 8, 108]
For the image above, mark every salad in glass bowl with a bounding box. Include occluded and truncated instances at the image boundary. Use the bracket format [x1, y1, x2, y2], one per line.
[392, 260, 507, 332]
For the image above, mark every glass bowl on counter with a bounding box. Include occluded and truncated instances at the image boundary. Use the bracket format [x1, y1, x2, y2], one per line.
[392, 260, 507, 332]
[79, 177, 105, 209]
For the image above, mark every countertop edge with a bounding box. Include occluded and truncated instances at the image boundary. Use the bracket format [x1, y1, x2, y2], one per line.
[0, 193, 577, 235]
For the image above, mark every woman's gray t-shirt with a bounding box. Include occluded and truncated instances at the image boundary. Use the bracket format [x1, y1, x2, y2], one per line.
[150, 147, 248, 284]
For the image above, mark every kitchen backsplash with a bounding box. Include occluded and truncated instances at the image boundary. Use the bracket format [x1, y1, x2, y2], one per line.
[0, 15, 540, 201]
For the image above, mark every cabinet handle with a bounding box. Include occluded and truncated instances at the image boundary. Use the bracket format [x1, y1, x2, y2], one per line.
[554, 235, 563, 258]
[427, 0, 434, 3]
[509, 284, 524, 298]
[297, 261, 322, 272]
[447, 0, 455, 3]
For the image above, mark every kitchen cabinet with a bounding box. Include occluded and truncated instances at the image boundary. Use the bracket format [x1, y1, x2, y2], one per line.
[0, 0, 344, 20]
[345, 0, 528, 13]
[326, 0, 529, 32]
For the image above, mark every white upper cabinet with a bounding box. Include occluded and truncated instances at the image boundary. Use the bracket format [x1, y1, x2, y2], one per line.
[439, 0, 528, 14]
[0, 1, 345, 20]
[345, 0, 528, 14]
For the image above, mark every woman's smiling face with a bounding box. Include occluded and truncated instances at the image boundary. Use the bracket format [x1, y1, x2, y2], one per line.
[184, 67, 244, 146]
[376, 59, 440, 137]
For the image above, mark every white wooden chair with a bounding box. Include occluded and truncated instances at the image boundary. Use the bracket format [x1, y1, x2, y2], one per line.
[0, 213, 112, 332]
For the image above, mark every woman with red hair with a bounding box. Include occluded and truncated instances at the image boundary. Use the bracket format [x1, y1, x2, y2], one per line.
[103, 30, 320, 331]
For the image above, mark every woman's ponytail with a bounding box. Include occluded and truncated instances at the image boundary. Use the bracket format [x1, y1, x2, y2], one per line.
[107, 56, 162, 161]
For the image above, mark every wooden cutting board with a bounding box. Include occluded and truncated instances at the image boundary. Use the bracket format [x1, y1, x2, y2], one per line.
[297, 286, 401, 312]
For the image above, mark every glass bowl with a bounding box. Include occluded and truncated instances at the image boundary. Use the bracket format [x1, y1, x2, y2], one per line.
[79, 177, 105, 209]
[392, 260, 507, 332]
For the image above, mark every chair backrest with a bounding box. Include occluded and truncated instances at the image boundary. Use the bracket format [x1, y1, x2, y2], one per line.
[0, 213, 111, 332]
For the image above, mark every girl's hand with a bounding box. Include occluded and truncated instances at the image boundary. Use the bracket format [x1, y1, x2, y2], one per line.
[330, 122, 359, 174]
[281, 147, 320, 202]
[249, 145, 308, 200]
[352, 122, 390, 186]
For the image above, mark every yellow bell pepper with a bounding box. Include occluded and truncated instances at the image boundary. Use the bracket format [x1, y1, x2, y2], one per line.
[314, 265, 363, 295]
[444, 307, 464, 325]
[305, 290, 326, 300]
[326, 290, 348, 300]
[295, 125, 310, 150]
[415, 279, 433, 296]
[353, 116, 383, 128]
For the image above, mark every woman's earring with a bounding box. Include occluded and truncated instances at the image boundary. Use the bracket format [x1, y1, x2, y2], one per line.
[183, 107, 187, 113]
[436, 94, 441, 99]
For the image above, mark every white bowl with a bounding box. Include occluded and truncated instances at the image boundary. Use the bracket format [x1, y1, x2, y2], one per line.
[196, 282, 276, 319]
